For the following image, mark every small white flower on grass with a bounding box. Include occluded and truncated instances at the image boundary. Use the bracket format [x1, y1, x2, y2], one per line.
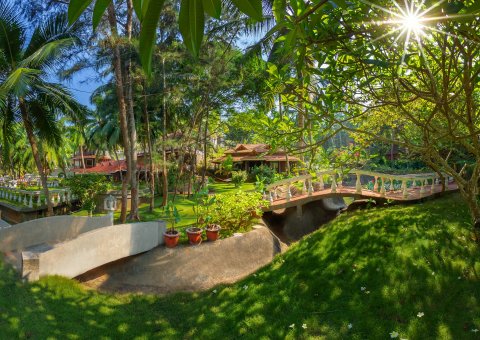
[457, 276, 461, 280]
[348, 323, 353, 329]
[212, 289, 217, 294]
[289, 324, 295, 329]
[432, 272, 435, 275]
[361, 287, 366, 291]
[243, 285, 248, 290]
[472, 329, 479, 333]
[390, 331, 399, 338]
[253, 274, 257, 277]
[417, 312, 424, 318]
[302, 324, 307, 329]
[365, 291, 370, 294]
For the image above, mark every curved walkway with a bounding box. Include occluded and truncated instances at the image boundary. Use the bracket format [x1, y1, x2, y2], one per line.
[78, 226, 287, 294]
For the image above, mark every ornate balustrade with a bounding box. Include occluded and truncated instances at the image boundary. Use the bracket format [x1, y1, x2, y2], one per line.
[0, 187, 76, 208]
[264, 169, 453, 204]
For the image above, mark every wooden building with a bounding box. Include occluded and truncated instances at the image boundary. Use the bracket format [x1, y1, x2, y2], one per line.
[212, 144, 300, 173]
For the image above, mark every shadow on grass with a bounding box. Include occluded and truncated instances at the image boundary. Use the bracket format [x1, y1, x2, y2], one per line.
[1, 193, 479, 339]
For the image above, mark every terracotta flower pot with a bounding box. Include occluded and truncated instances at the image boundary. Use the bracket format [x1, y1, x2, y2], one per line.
[163, 230, 180, 248]
[186, 227, 203, 246]
[206, 224, 221, 242]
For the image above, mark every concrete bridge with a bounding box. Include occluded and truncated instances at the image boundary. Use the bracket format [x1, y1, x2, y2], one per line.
[263, 169, 458, 215]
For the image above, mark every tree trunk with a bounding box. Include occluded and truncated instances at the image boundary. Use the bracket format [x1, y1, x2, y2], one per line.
[465, 192, 480, 242]
[114, 149, 127, 221]
[79, 144, 86, 169]
[125, 0, 139, 221]
[202, 109, 209, 185]
[143, 89, 155, 212]
[19, 100, 53, 216]
[107, 3, 131, 223]
[161, 58, 168, 206]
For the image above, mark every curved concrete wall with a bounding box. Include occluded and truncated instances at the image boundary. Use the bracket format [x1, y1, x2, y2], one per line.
[0, 215, 112, 252]
[22, 221, 166, 281]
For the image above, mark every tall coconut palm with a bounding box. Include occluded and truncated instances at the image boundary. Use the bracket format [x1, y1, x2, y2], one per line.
[0, 3, 84, 215]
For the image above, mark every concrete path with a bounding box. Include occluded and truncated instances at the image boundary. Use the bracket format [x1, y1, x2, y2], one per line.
[78, 226, 287, 294]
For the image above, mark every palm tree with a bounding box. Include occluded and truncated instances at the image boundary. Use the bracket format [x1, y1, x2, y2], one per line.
[0, 3, 84, 215]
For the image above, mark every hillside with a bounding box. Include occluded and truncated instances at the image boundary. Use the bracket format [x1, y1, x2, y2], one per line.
[0, 193, 479, 339]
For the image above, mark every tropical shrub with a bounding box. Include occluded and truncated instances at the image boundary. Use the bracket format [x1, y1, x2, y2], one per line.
[65, 174, 111, 215]
[201, 191, 267, 236]
[232, 170, 248, 187]
[250, 165, 276, 184]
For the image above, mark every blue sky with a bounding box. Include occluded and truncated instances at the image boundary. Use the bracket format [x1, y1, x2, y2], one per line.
[58, 70, 104, 109]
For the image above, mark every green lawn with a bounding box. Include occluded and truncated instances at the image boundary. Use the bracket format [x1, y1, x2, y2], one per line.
[74, 182, 255, 225]
[74, 182, 257, 244]
[2, 193, 479, 339]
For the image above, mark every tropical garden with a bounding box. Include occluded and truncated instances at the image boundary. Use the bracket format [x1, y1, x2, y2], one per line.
[0, 0, 480, 338]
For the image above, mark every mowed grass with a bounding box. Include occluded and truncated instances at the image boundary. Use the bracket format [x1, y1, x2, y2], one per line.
[2, 193, 480, 339]
[74, 182, 255, 227]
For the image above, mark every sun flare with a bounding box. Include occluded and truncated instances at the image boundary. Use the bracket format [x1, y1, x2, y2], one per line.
[401, 13, 424, 35]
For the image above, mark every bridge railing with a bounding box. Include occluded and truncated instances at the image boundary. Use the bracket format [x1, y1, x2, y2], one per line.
[264, 169, 453, 204]
[0, 187, 75, 208]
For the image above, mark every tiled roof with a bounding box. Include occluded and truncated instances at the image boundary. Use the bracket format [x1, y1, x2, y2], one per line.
[212, 155, 300, 164]
[73, 160, 146, 174]
[213, 144, 298, 163]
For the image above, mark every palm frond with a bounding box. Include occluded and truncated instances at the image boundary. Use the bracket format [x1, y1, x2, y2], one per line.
[20, 38, 79, 72]
[27, 100, 62, 148]
[1, 67, 42, 97]
[0, 2, 25, 71]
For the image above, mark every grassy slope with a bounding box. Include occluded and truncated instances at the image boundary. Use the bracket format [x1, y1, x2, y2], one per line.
[1, 193, 479, 339]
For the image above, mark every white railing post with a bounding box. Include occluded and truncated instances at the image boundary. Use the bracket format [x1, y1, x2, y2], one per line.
[308, 179, 313, 196]
[269, 191, 274, 204]
[37, 194, 41, 206]
[390, 178, 395, 192]
[331, 173, 337, 193]
[402, 179, 408, 198]
[420, 180, 426, 196]
[373, 176, 379, 192]
[28, 194, 33, 208]
[430, 178, 435, 194]
[286, 183, 292, 202]
[380, 177, 386, 197]
[302, 181, 307, 195]
[355, 172, 362, 194]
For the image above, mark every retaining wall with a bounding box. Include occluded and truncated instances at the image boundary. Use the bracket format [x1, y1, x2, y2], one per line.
[22, 220, 166, 281]
[0, 215, 112, 252]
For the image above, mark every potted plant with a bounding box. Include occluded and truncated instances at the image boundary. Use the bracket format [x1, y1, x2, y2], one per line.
[201, 194, 221, 242]
[205, 222, 221, 242]
[186, 226, 203, 245]
[163, 201, 180, 248]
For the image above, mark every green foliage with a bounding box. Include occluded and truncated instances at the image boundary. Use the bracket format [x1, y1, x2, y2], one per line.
[249, 165, 275, 184]
[162, 200, 181, 232]
[217, 154, 233, 177]
[68, 0, 264, 71]
[201, 190, 266, 236]
[65, 174, 111, 214]
[231, 170, 247, 187]
[0, 194, 479, 339]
